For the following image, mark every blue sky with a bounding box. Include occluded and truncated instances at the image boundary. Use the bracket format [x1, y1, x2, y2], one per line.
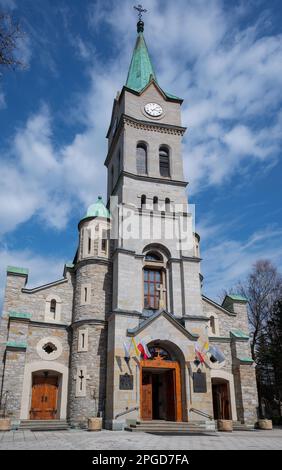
[0, 0, 282, 304]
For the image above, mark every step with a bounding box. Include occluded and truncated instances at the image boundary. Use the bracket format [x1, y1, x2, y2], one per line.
[136, 420, 206, 426]
[19, 420, 69, 431]
[125, 426, 214, 434]
[126, 420, 216, 434]
[133, 421, 206, 428]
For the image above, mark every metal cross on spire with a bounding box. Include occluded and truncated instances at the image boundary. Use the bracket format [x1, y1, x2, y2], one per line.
[134, 4, 147, 21]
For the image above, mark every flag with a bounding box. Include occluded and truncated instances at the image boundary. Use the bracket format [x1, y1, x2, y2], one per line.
[131, 337, 140, 357]
[123, 341, 131, 359]
[137, 340, 151, 359]
[137, 342, 146, 358]
[194, 341, 205, 364]
[141, 340, 151, 359]
[209, 345, 225, 363]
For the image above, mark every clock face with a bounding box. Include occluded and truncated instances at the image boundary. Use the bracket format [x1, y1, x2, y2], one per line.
[144, 102, 163, 117]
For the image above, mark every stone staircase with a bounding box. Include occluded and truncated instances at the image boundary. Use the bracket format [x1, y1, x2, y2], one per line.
[231, 421, 255, 431]
[125, 420, 216, 434]
[19, 419, 69, 431]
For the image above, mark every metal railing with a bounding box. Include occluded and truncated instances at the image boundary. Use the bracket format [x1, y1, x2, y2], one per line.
[115, 406, 139, 419]
[190, 407, 213, 420]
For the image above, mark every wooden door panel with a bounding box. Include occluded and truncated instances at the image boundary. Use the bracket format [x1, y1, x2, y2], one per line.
[212, 383, 231, 420]
[140, 363, 183, 422]
[166, 370, 176, 421]
[141, 372, 152, 420]
[30, 376, 58, 420]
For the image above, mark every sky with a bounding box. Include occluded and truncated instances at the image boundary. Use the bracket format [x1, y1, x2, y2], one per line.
[0, 0, 282, 305]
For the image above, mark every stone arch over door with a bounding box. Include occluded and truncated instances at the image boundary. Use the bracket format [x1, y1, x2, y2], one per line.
[20, 361, 69, 420]
[210, 369, 237, 421]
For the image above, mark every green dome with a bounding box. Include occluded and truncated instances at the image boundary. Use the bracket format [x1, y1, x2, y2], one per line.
[81, 196, 110, 221]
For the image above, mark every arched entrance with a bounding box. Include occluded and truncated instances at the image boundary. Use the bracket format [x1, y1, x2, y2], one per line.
[140, 344, 183, 421]
[212, 378, 231, 420]
[30, 371, 61, 420]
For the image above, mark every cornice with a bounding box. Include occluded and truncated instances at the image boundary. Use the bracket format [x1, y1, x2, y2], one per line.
[105, 113, 187, 167]
[22, 278, 68, 294]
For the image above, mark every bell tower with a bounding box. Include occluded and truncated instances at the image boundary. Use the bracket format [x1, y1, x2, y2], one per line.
[105, 11, 205, 429]
[104, 13, 202, 318]
[105, 16, 188, 211]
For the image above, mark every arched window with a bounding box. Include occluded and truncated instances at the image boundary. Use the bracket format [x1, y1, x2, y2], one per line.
[141, 194, 146, 209]
[148, 346, 171, 361]
[165, 198, 170, 211]
[136, 143, 147, 175]
[153, 196, 158, 211]
[50, 299, 57, 318]
[144, 269, 163, 310]
[159, 146, 170, 177]
[210, 316, 216, 335]
[145, 251, 163, 262]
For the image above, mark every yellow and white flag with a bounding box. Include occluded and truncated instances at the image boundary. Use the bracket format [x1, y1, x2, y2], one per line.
[131, 337, 140, 357]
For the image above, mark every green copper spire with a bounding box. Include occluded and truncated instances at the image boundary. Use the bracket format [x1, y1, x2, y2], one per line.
[126, 30, 157, 93]
[125, 7, 182, 101]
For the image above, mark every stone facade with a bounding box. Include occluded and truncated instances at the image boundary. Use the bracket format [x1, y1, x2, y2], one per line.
[0, 22, 258, 430]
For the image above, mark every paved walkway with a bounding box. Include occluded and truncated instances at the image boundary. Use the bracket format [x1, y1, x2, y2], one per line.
[0, 428, 281, 450]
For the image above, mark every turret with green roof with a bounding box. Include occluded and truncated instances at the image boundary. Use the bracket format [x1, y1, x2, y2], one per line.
[81, 196, 111, 222]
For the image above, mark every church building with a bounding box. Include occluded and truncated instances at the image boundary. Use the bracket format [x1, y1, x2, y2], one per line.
[0, 16, 258, 432]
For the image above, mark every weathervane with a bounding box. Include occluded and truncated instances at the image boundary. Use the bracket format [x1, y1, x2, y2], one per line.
[134, 4, 147, 33]
[134, 4, 147, 21]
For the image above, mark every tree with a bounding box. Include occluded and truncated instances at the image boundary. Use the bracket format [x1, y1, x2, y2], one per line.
[237, 260, 282, 360]
[268, 300, 282, 410]
[0, 12, 25, 71]
[224, 260, 282, 417]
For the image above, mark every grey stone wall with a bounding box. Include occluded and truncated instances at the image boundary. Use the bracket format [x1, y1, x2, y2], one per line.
[68, 323, 107, 427]
[2, 270, 75, 325]
[72, 260, 112, 322]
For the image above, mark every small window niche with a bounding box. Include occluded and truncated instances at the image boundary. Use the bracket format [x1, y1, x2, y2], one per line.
[159, 146, 170, 177]
[81, 284, 91, 305]
[78, 329, 89, 352]
[208, 314, 219, 336]
[45, 295, 62, 322]
[101, 229, 108, 254]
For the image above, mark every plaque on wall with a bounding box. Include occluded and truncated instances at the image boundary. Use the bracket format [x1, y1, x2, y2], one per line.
[193, 371, 207, 393]
[119, 373, 134, 390]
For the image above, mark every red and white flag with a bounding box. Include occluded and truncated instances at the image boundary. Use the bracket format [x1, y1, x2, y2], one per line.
[137, 340, 151, 359]
[195, 341, 205, 364]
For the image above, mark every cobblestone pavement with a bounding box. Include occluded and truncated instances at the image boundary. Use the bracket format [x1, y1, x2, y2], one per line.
[0, 428, 282, 450]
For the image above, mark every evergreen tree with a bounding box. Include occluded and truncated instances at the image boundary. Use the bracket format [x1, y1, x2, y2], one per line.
[268, 300, 282, 415]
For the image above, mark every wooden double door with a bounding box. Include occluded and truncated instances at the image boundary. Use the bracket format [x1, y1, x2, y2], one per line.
[140, 361, 182, 421]
[30, 376, 59, 420]
[212, 382, 231, 420]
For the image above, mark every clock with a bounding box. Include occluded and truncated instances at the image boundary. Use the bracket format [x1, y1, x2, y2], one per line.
[144, 102, 163, 117]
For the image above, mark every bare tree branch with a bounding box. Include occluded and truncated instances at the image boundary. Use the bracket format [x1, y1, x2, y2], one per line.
[0, 11, 25, 71]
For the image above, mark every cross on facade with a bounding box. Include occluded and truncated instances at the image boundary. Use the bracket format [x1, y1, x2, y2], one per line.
[134, 4, 147, 21]
[78, 369, 84, 391]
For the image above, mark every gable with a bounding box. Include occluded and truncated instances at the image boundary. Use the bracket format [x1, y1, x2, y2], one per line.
[127, 310, 198, 342]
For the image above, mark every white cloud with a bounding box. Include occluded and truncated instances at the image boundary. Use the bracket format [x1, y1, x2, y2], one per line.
[0, 0, 16, 9]
[0, 89, 5, 108]
[201, 225, 282, 300]
[1, 0, 282, 237]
